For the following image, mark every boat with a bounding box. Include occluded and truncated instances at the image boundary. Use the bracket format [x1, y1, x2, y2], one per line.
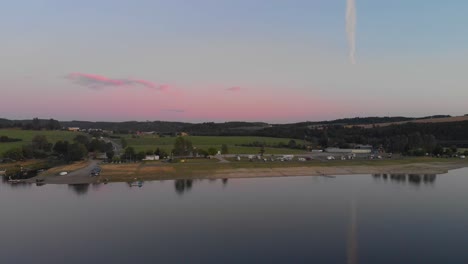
[8, 176, 23, 183]
[129, 181, 144, 187]
[59, 171, 68, 176]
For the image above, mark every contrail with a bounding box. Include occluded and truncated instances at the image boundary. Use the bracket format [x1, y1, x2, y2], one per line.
[346, 0, 357, 64]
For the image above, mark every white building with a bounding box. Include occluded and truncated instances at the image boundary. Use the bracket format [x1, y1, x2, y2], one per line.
[143, 155, 160, 161]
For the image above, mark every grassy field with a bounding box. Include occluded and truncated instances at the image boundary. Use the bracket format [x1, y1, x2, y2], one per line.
[0, 129, 83, 155]
[119, 135, 309, 155]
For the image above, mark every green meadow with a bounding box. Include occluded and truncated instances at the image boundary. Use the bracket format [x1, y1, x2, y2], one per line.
[120, 135, 309, 155]
[0, 129, 82, 155]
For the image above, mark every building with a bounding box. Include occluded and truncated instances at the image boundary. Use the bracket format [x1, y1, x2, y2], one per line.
[143, 155, 160, 161]
[67, 127, 80, 132]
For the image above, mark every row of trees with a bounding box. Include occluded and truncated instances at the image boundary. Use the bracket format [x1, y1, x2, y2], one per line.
[0, 118, 61, 130]
[1, 134, 114, 162]
[252, 121, 468, 156]
[0, 136, 22, 143]
[118, 137, 230, 161]
[236, 139, 306, 150]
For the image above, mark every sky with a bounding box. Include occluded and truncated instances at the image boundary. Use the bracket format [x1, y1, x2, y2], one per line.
[1, 0, 468, 123]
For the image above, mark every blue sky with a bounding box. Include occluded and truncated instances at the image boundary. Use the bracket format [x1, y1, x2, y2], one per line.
[1, 0, 467, 122]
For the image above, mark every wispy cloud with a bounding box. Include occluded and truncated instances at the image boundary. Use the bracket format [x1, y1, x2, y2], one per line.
[226, 86, 241, 92]
[66, 73, 168, 90]
[160, 109, 185, 113]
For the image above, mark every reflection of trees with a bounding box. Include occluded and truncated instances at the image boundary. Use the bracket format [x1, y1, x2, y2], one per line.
[68, 184, 90, 195]
[372, 174, 437, 186]
[174, 179, 193, 195]
[347, 199, 358, 264]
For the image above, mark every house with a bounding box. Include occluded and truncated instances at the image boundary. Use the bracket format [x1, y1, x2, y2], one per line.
[67, 127, 80, 132]
[143, 155, 160, 161]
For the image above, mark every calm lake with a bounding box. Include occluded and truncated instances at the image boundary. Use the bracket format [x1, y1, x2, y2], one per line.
[1, 169, 468, 264]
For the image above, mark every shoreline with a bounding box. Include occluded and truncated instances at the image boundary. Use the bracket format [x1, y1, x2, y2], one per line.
[19, 159, 467, 185]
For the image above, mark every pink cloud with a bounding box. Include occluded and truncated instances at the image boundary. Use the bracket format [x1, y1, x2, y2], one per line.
[226, 86, 241, 92]
[66, 73, 166, 90]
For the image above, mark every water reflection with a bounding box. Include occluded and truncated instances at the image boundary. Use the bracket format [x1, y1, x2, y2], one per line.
[372, 174, 437, 186]
[347, 199, 358, 264]
[174, 179, 229, 195]
[68, 184, 90, 195]
[174, 179, 193, 195]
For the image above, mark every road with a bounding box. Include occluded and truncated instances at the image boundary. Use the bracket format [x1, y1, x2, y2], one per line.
[26, 160, 100, 184]
[105, 137, 123, 156]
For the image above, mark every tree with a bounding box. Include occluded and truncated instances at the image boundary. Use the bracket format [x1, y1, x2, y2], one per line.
[173, 137, 193, 156]
[47, 119, 61, 130]
[221, 144, 229, 154]
[207, 147, 217, 156]
[106, 150, 115, 160]
[74, 135, 90, 148]
[3, 148, 24, 160]
[121, 138, 128, 148]
[123, 147, 136, 160]
[67, 143, 88, 161]
[32, 135, 52, 152]
[198, 149, 209, 157]
[433, 145, 444, 156]
[136, 151, 146, 160]
[104, 142, 114, 152]
[259, 145, 265, 156]
[53, 140, 69, 156]
[155, 148, 161, 156]
[32, 117, 41, 130]
[288, 140, 297, 148]
[450, 145, 458, 154]
[21, 145, 34, 159]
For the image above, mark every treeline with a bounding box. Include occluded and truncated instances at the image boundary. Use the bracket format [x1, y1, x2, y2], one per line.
[1, 134, 114, 162]
[118, 137, 227, 162]
[60, 120, 189, 134]
[236, 140, 308, 150]
[0, 118, 61, 130]
[0, 136, 22, 143]
[254, 121, 468, 155]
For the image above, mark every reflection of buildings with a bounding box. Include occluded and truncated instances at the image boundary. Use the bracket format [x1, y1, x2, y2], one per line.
[347, 199, 358, 264]
[68, 183, 90, 195]
[372, 174, 437, 185]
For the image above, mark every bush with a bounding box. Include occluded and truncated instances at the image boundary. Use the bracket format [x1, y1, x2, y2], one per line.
[0, 136, 22, 143]
[3, 148, 24, 160]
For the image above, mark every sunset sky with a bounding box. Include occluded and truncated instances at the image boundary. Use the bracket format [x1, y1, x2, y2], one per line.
[1, 0, 468, 123]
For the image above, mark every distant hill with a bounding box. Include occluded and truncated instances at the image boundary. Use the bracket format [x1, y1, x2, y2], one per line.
[347, 115, 467, 129]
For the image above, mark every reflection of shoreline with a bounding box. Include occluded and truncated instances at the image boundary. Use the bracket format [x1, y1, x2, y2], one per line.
[372, 174, 437, 185]
[347, 199, 358, 264]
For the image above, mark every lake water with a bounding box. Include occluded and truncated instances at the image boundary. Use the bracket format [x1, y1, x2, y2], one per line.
[1, 169, 468, 264]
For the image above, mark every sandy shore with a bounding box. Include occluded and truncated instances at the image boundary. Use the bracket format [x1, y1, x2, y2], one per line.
[19, 159, 468, 184]
[207, 162, 467, 180]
